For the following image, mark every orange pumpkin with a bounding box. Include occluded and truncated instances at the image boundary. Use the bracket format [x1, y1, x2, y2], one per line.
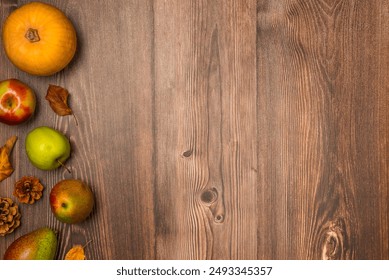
[2, 2, 77, 76]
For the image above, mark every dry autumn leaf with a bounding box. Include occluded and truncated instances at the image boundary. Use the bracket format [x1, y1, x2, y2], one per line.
[0, 136, 17, 183]
[0, 149, 13, 182]
[65, 245, 86, 260]
[4, 136, 17, 155]
[46, 84, 72, 116]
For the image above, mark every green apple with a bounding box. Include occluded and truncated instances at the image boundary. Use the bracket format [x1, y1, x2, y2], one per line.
[25, 126, 71, 170]
[0, 78, 36, 125]
[50, 179, 94, 224]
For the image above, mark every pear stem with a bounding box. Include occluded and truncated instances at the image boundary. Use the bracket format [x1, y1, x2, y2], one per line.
[72, 113, 79, 126]
[57, 160, 71, 173]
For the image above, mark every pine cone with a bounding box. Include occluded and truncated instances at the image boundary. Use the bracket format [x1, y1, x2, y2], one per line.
[14, 176, 44, 204]
[0, 197, 21, 236]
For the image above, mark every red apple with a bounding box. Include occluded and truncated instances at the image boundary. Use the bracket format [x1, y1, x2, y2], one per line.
[50, 179, 94, 224]
[0, 79, 36, 125]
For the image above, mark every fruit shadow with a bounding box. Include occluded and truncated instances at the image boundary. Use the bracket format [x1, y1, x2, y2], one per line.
[62, 18, 84, 75]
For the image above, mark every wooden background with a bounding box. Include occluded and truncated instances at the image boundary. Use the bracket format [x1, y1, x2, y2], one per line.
[0, 0, 388, 260]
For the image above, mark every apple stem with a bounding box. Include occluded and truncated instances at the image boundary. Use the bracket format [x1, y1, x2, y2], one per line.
[57, 160, 71, 173]
[72, 113, 79, 126]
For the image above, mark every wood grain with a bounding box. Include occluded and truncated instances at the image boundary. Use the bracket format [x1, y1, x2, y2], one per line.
[0, 0, 388, 260]
[153, 0, 257, 259]
[257, 0, 389, 259]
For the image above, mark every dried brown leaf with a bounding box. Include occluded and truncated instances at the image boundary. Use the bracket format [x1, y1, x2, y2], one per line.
[46, 85, 73, 116]
[65, 245, 86, 260]
[0, 136, 17, 183]
[4, 136, 17, 155]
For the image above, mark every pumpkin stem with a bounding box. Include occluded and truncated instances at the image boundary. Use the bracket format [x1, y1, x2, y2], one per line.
[25, 28, 40, 43]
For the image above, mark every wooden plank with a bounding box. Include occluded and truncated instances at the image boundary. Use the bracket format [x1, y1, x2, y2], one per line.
[257, 0, 389, 259]
[153, 0, 258, 259]
[58, 0, 157, 260]
[350, 0, 389, 259]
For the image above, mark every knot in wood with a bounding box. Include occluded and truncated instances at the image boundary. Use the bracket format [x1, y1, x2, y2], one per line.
[200, 188, 218, 205]
[322, 218, 347, 260]
[182, 149, 193, 158]
[215, 214, 224, 223]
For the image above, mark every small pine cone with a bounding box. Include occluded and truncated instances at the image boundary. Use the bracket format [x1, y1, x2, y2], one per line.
[14, 176, 44, 204]
[0, 197, 21, 236]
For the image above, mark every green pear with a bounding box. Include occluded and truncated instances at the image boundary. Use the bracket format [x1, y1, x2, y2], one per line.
[3, 227, 57, 260]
